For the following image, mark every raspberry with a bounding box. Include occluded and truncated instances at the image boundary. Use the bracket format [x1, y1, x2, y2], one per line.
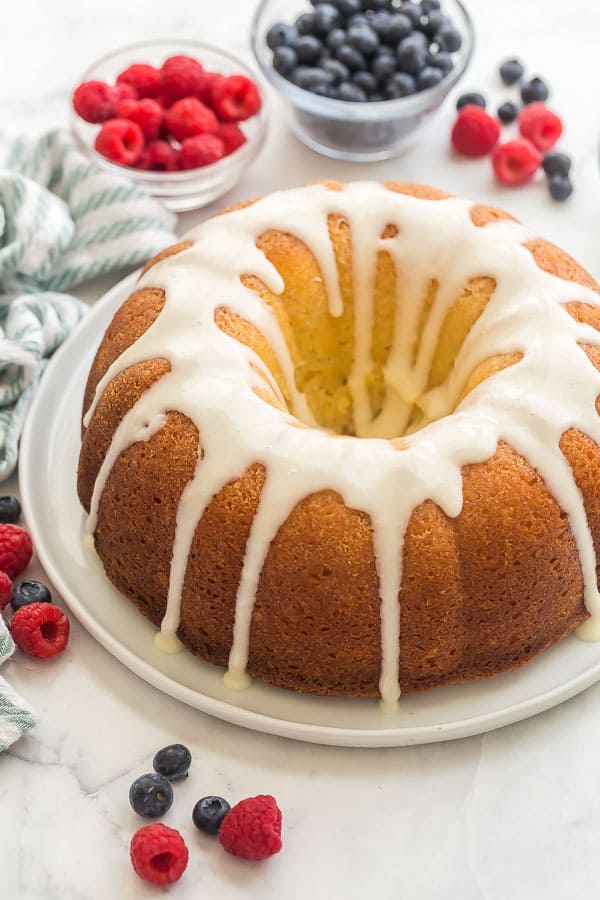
[160, 55, 206, 103]
[116, 98, 163, 141]
[164, 97, 218, 142]
[116, 63, 161, 98]
[94, 118, 144, 166]
[10, 603, 70, 659]
[137, 140, 179, 171]
[72, 80, 117, 123]
[0, 524, 32, 579]
[179, 134, 225, 169]
[113, 83, 137, 104]
[0, 571, 12, 610]
[216, 123, 247, 155]
[211, 75, 262, 122]
[198, 71, 225, 109]
[518, 102, 563, 153]
[130, 824, 189, 886]
[219, 795, 282, 860]
[450, 105, 500, 157]
[492, 138, 542, 186]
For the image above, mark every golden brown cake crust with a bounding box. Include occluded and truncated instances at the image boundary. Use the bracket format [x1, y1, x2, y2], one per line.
[78, 182, 600, 697]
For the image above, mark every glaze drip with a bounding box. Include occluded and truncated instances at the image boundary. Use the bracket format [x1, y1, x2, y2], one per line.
[83, 182, 600, 704]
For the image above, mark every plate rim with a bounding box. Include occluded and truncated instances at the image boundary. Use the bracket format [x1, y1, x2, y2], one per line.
[18, 269, 600, 748]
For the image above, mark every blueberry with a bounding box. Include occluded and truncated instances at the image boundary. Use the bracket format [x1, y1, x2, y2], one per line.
[499, 57, 524, 86]
[399, 2, 422, 27]
[385, 71, 417, 98]
[497, 100, 519, 124]
[353, 70, 378, 92]
[521, 76, 549, 104]
[548, 174, 573, 202]
[338, 81, 367, 101]
[372, 52, 397, 82]
[435, 25, 462, 52]
[427, 50, 454, 74]
[456, 91, 486, 110]
[0, 496, 21, 524]
[423, 10, 448, 38]
[313, 3, 342, 34]
[292, 66, 334, 91]
[396, 35, 427, 74]
[347, 13, 370, 27]
[417, 66, 444, 89]
[369, 10, 391, 34]
[296, 34, 324, 64]
[380, 12, 412, 45]
[129, 773, 173, 818]
[10, 580, 52, 612]
[192, 796, 232, 835]
[296, 12, 316, 34]
[542, 151, 571, 177]
[273, 46, 298, 75]
[323, 58, 350, 82]
[336, 44, 368, 70]
[348, 24, 380, 53]
[361, 0, 390, 9]
[327, 28, 347, 49]
[153, 743, 192, 781]
[421, 0, 441, 10]
[331, 0, 361, 14]
[266, 23, 298, 50]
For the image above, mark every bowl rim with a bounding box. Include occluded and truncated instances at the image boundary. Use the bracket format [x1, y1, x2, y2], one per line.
[250, 0, 475, 121]
[70, 37, 268, 184]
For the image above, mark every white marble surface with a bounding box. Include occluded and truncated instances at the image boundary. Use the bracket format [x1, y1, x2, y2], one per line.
[2, 0, 600, 897]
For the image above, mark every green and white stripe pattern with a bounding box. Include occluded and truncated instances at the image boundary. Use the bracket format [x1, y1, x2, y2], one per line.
[0, 128, 176, 479]
[0, 616, 38, 752]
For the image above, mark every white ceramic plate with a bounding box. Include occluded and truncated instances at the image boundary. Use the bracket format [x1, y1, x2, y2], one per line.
[19, 271, 600, 747]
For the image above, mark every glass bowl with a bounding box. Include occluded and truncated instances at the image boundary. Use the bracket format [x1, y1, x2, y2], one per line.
[251, 0, 474, 162]
[70, 39, 268, 211]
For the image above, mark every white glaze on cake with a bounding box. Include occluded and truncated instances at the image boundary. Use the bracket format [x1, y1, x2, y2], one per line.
[82, 182, 600, 705]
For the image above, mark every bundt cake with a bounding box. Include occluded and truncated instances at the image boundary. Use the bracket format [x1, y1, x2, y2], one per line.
[77, 180, 600, 706]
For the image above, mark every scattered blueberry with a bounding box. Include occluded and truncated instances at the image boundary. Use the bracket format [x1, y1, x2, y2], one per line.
[499, 57, 524, 86]
[456, 91, 486, 110]
[521, 76, 549, 104]
[435, 24, 462, 52]
[428, 50, 454, 74]
[348, 24, 380, 54]
[0, 496, 21, 524]
[10, 580, 52, 612]
[548, 174, 573, 202]
[129, 773, 174, 818]
[338, 81, 367, 101]
[266, 23, 298, 50]
[385, 71, 417, 98]
[396, 34, 428, 75]
[273, 46, 298, 75]
[296, 34, 324, 64]
[313, 3, 342, 35]
[417, 66, 444, 89]
[497, 100, 519, 124]
[192, 796, 232, 835]
[542, 151, 571, 177]
[153, 744, 192, 782]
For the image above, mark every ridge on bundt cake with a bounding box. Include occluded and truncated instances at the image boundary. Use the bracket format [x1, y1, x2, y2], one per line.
[77, 180, 600, 705]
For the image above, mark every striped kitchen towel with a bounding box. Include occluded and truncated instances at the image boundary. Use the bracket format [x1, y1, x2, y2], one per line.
[0, 128, 176, 480]
[0, 615, 38, 752]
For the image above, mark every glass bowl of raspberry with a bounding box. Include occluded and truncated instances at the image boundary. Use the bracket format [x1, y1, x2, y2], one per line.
[251, 0, 474, 161]
[70, 40, 268, 211]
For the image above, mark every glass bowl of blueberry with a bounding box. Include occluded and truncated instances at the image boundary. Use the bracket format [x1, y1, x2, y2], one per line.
[251, 0, 474, 161]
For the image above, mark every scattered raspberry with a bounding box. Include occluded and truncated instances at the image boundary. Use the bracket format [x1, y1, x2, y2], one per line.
[160, 55, 206, 103]
[130, 824, 189, 886]
[0, 525, 32, 579]
[164, 97, 218, 142]
[219, 795, 282, 860]
[518, 102, 563, 153]
[216, 122, 247, 155]
[450, 105, 500, 157]
[0, 571, 12, 611]
[116, 63, 161, 99]
[138, 140, 180, 171]
[211, 75, 262, 122]
[116, 98, 163, 141]
[492, 138, 542, 185]
[10, 602, 70, 659]
[72, 80, 117, 123]
[94, 118, 144, 167]
[179, 134, 225, 169]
